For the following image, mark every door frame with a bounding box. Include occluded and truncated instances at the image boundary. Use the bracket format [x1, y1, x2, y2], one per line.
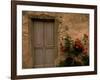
[27, 13, 59, 68]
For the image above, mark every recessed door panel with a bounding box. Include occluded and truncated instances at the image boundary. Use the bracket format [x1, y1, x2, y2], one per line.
[33, 21, 43, 47]
[34, 49, 44, 68]
[45, 49, 55, 67]
[45, 22, 54, 46]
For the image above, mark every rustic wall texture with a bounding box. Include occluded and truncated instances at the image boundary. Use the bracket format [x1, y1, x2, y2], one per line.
[22, 11, 89, 68]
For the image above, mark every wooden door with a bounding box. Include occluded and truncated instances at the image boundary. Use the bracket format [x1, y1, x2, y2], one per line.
[30, 19, 56, 68]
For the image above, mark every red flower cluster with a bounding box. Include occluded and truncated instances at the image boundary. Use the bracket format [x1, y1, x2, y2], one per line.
[74, 38, 83, 49]
[60, 34, 89, 55]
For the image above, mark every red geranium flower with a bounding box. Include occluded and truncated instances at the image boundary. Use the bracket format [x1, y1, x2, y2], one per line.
[74, 38, 84, 53]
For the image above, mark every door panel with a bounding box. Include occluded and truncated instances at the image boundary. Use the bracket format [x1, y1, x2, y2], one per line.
[45, 22, 54, 47]
[45, 49, 55, 67]
[34, 48, 44, 67]
[33, 21, 43, 47]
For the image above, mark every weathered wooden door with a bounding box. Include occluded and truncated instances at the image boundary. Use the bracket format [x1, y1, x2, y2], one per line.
[30, 19, 56, 68]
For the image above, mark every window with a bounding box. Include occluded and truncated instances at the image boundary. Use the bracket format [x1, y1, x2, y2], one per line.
[30, 19, 57, 68]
